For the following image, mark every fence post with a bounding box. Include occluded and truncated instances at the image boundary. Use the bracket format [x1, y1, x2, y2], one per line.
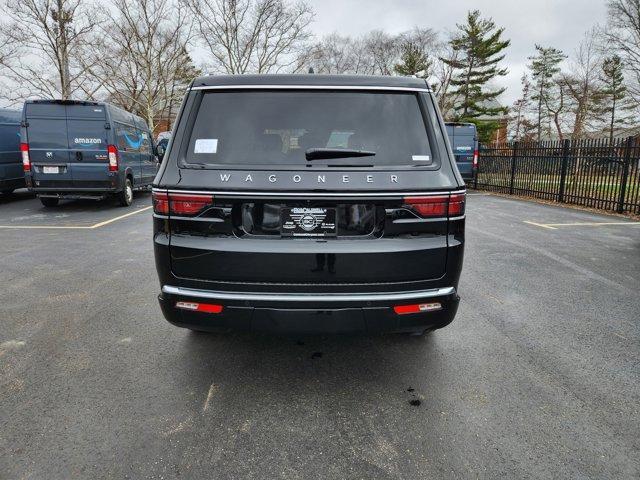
[558, 138, 570, 203]
[509, 141, 519, 195]
[617, 136, 633, 214]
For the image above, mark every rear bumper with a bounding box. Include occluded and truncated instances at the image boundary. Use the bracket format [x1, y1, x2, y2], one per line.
[158, 285, 459, 334]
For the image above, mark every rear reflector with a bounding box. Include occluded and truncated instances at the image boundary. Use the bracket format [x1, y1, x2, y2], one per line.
[393, 302, 442, 315]
[175, 301, 223, 314]
[152, 191, 213, 216]
[21, 143, 31, 172]
[403, 192, 466, 218]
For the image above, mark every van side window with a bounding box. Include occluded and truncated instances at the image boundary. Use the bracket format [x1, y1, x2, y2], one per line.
[115, 123, 141, 152]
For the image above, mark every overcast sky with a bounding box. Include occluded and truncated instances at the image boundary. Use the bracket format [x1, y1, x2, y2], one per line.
[308, 0, 608, 104]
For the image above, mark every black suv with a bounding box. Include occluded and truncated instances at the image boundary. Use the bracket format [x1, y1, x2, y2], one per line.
[153, 75, 465, 335]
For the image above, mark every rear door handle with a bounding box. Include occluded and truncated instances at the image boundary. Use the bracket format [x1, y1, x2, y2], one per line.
[76, 151, 83, 161]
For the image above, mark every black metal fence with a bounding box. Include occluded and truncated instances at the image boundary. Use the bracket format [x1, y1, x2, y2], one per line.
[475, 136, 640, 215]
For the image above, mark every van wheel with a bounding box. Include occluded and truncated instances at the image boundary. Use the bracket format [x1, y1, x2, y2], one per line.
[40, 197, 59, 207]
[118, 178, 133, 207]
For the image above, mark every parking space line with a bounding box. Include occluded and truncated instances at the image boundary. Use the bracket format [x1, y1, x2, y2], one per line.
[91, 206, 153, 228]
[524, 220, 640, 230]
[545, 221, 640, 227]
[0, 206, 152, 230]
[523, 221, 558, 230]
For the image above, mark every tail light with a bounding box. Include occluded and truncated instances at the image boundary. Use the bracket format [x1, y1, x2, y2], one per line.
[107, 145, 119, 172]
[394, 302, 442, 315]
[21, 143, 30, 172]
[175, 301, 223, 314]
[403, 192, 466, 218]
[152, 191, 213, 216]
[473, 149, 479, 169]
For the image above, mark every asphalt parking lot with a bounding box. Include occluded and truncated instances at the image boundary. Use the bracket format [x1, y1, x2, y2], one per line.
[1, 190, 639, 479]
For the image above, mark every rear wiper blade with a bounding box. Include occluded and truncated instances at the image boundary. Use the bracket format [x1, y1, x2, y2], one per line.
[305, 148, 376, 161]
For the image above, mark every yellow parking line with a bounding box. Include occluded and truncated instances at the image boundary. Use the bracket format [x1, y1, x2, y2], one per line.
[524, 220, 640, 230]
[0, 206, 152, 230]
[91, 206, 152, 228]
[545, 221, 640, 227]
[523, 221, 558, 230]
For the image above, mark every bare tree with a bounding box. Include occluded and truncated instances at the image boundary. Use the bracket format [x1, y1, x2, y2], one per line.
[183, 0, 314, 74]
[87, 0, 197, 132]
[305, 34, 375, 74]
[0, 0, 100, 102]
[604, 0, 640, 104]
[362, 30, 400, 75]
[433, 39, 460, 119]
[510, 74, 534, 140]
[544, 79, 567, 140]
[563, 29, 603, 138]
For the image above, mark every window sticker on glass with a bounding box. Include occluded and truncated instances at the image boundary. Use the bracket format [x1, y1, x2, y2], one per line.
[412, 155, 431, 162]
[194, 138, 218, 154]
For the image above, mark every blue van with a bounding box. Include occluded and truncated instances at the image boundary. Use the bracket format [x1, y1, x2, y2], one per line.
[21, 100, 158, 207]
[0, 108, 24, 195]
[445, 122, 478, 183]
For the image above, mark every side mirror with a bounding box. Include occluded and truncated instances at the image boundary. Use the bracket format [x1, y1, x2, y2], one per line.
[157, 145, 165, 161]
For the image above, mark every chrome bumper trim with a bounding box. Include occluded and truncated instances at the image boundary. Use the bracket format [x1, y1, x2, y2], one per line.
[162, 285, 456, 303]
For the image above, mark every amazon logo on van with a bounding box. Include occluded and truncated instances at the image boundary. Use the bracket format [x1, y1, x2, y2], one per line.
[74, 138, 103, 147]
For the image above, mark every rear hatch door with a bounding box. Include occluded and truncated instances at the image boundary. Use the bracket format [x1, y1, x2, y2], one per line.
[65, 104, 109, 188]
[163, 88, 458, 287]
[25, 103, 72, 187]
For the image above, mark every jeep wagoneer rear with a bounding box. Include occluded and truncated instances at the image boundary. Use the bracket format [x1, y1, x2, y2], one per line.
[153, 75, 465, 334]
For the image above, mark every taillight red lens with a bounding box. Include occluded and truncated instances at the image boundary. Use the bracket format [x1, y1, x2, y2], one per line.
[152, 191, 169, 215]
[170, 194, 214, 215]
[473, 149, 479, 169]
[152, 191, 213, 216]
[20, 143, 30, 172]
[107, 145, 119, 172]
[175, 301, 223, 314]
[403, 195, 449, 217]
[448, 193, 466, 216]
[393, 302, 442, 315]
[403, 193, 466, 218]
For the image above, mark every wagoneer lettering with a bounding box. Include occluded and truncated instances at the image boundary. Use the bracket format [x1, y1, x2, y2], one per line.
[153, 74, 465, 335]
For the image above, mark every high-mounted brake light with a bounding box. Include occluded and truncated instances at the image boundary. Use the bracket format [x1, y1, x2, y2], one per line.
[175, 301, 223, 314]
[403, 192, 466, 218]
[152, 191, 214, 216]
[393, 302, 442, 315]
[21, 143, 31, 172]
[107, 144, 119, 172]
[473, 149, 479, 169]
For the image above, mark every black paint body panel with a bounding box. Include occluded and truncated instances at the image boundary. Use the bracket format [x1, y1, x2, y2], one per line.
[153, 75, 465, 334]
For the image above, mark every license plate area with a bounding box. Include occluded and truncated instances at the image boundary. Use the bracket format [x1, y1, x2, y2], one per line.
[43, 166, 60, 174]
[281, 207, 337, 237]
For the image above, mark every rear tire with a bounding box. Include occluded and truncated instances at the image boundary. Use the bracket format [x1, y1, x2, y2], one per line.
[118, 178, 133, 207]
[40, 197, 59, 207]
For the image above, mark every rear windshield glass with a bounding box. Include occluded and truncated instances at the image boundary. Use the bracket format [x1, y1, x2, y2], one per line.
[182, 90, 433, 168]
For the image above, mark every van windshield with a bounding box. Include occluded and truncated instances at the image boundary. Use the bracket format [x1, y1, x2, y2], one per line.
[182, 90, 433, 168]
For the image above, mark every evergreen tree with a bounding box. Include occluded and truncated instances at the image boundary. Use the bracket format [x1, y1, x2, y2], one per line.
[599, 55, 634, 142]
[527, 45, 566, 141]
[393, 42, 432, 78]
[443, 10, 511, 120]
